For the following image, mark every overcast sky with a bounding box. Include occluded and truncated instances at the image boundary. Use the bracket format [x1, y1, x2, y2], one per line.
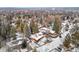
[0, 0, 79, 7]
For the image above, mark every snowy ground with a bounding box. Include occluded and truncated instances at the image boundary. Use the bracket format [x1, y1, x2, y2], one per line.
[0, 19, 79, 52]
[36, 31, 69, 52]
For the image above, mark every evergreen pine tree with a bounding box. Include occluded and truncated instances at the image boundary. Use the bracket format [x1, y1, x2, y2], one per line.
[30, 20, 38, 34]
[53, 15, 61, 34]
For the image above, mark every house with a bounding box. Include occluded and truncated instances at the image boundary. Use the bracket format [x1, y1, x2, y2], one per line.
[30, 32, 44, 42]
[39, 27, 57, 38]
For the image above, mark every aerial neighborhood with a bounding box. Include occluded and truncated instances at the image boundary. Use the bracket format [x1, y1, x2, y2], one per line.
[0, 7, 79, 52]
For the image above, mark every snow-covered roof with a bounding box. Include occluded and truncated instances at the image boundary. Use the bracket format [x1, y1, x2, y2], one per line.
[39, 27, 50, 31]
[49, 30, 55, 34]
[38, 37, 48, 46]
[6, 36, 23, 48]
[30, 32, 44, 41]
[16, 37, 23, 40]
[62, 22, 66, 26]
[36, 37, 62, 52]
[39, 27, 55, 34]
[6, 39, 23, 48]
